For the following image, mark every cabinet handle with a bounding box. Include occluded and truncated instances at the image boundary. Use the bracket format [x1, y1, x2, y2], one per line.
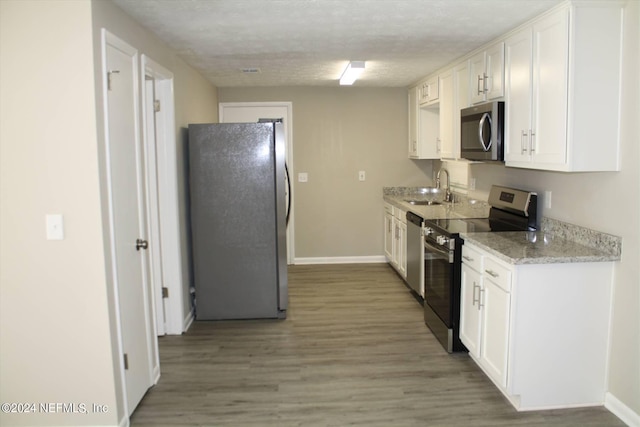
[530, 130, 536, 153]
[521, 130, 528, 154]
[436, 137, 441, 152]
[483, 73, 489, 93]
[477, 75, 483, 95]
[478, 288, 485, 309]
[485, 269, 499, 278]
[462, 255, 474, 262]
[472, 282, 479, 306]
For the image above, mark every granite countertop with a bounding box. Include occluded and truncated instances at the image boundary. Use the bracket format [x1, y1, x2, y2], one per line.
[383, 192, 491, 220]
[383, 186, 622, 265]
[460, 231, 621, 265]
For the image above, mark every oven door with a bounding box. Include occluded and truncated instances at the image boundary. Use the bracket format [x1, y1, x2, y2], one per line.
[423, 237, 455, 326]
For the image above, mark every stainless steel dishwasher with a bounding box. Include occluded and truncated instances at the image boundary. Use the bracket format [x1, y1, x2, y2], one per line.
[406, 211, 424, 297]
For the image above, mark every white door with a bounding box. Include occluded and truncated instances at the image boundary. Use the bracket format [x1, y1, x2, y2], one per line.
[103, 32, 153, 415]
[219, 103, 294, 263]
[142, 55, 185, 337]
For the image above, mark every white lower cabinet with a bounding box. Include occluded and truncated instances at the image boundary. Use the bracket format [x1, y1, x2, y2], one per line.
[393, 209, 407, 278]
[460, 242, 614, 410]
[460, 262, 482, 357]
[383, 203, 394, 262]
[384, 205, 406, 278]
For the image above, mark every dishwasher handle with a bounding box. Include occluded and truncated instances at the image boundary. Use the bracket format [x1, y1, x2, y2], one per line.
[406, 211, 424, 226]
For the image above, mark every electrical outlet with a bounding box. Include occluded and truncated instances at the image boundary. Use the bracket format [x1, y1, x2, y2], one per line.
[545, 191, 552, 209]
[358, 171, 366, 181]
[298, 172, 308, 183]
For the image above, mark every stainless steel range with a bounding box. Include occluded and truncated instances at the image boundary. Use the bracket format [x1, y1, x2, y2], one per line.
[423, 185, 538, 353]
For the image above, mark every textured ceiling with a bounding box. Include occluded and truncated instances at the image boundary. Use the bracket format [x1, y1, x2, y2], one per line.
[112, 0, 563, 88]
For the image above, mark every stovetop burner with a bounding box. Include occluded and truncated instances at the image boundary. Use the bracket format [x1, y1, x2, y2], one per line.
[425, 216, 534, 236]
[424, 185, 538, 237]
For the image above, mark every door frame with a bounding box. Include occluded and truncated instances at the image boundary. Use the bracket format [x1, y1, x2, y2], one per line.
[141, 55, 187, 336]
[219, 102, 295, 263]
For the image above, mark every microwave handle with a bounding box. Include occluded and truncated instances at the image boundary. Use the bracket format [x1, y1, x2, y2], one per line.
[478, 112, 492, 151]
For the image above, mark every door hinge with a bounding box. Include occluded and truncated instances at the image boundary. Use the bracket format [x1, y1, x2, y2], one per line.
[107, 70, 120, 91]
[154, 99, 161, 112]
[162, 287, 169, 298]
[123, 353, 129, 370]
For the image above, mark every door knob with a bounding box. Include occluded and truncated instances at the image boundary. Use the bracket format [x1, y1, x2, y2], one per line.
[136, 238, 148, 251]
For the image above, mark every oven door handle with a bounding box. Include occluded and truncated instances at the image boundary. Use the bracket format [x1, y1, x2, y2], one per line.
[424, 238, 453, 261]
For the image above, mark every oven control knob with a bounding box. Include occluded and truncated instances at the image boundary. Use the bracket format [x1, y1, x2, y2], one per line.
[423, 227, 433, 236]
[436, 235, 449, 246]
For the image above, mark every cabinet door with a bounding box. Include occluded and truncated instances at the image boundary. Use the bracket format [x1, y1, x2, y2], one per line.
[531, 8, 568, 166]
[408, 87, 418, 157]
[451, 60, 470, 160]
[460, 263, 483, 358]
[417, 105, 440, 159]
[398, 220, 407, 277]
[485, 42, 505, 100]
[384, 211, 393, 261]
[469, 51, 486, 104]
[480, 278, 511, 388]
[504, 28, 533, 164]
[439, 68, 454, 159]
[392, 217, 400, 269]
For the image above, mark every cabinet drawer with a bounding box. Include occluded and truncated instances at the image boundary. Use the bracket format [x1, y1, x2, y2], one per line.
[483, 257, 512, 292]
[461, 244, 483, 272]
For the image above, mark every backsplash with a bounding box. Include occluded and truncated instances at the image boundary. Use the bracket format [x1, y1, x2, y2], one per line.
[541, 217, 622, 257]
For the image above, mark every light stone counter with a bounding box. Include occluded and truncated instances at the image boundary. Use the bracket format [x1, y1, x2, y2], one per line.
[461, 225, 622, 265]
[384, 187, 622, 265]
[383, 187, 490, 220]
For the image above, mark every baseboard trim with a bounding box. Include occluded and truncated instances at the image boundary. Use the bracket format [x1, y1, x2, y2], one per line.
[293, 256, 387, 265]
[182, 309, 194, 333]
[605, 392, 640, 427]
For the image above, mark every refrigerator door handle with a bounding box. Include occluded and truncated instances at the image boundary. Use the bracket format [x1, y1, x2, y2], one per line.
[285, 162, 291, 226]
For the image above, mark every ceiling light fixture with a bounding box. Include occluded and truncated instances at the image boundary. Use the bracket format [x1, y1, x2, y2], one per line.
[339, 61, 365, 85]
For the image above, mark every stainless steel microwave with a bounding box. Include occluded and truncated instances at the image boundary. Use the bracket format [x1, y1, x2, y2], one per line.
[460, 101, 504, 161]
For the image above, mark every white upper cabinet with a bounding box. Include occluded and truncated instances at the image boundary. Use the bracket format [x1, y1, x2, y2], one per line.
[470, 42, 505, 104]
[409, 82, 440, 159]
[438, 68, 454, 159]
[504, 2, 623, 171]
[418, 75, 439, 106]
[408, 86, 418, 157]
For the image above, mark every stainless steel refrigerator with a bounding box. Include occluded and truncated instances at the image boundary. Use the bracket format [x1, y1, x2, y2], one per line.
[188, 121, 288, 320]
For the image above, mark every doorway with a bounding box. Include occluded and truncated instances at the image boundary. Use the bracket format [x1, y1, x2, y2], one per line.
[219, 102, 295, 263]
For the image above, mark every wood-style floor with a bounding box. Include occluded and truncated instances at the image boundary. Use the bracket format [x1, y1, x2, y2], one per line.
[131, 264, 623, 426]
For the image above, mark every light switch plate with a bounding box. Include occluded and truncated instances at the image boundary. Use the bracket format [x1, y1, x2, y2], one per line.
[358, 171, 366, 181]
[298, 172, 308, 182]
[46, 214, 64, 240]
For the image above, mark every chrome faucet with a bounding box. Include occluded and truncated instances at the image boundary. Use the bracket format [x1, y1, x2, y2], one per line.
[436, 168, 453, 203]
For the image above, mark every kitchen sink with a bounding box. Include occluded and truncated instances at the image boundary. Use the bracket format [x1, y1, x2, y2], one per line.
[405, 199, 442, 206]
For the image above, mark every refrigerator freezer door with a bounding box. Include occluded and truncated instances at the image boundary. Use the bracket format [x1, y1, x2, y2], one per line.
[188, 122, 286, 320]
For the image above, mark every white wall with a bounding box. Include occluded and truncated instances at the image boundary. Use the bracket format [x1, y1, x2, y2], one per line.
[0, 1, 119, 425]
[218, 87, 433, 260]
